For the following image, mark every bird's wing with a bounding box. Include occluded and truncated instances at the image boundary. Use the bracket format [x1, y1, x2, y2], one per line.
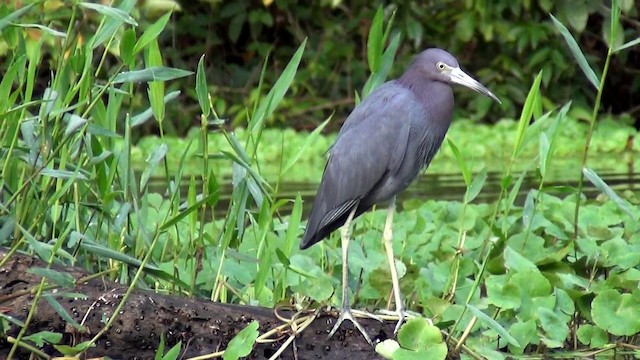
[300, 83, 414, 249]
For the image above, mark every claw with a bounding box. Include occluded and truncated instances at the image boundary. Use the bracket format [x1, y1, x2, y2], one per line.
[327, 307, 374, 345]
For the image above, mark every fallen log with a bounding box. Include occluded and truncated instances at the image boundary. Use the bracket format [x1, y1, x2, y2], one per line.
[0, 248, 395, 359]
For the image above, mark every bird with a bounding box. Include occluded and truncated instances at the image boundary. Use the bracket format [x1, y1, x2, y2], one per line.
[300, 48, 501, 344]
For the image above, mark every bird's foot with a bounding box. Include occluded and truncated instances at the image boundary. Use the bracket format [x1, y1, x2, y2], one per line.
[327, 307, 381, 345]
[376, 308, 424, 334]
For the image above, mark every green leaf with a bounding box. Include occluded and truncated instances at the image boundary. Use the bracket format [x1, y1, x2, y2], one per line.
[513, 71, 542, 157]
[538, 308, 570, 343]
[120, 28, 136, 65]
[162, 340, 182, 360]
[583, 167, 634, 219]
[448, 139, 471, 186]
[223, 321, 259, 360]
[467, 305, 520, 347]
[79, 2, 138, 26]
[53, 340, 94, 356]
[140, 143, 167, 190]
[576, 324, 608, 348]
[508, 320, 537, 354]
[614, 37, 640, 53]
[367, 6, 384, 73]
[42, 295, 83, 330]
[196, 54, 210, 117]
[281, 117, 330, 175]
[28, 268, 75, 287]
[134, 11, 172, 55]
[395, 318, 447, 360]
[592, 289, 640, 336]
[250, 38, 306, 132]
[550, 14, 600, 89]
[0, 3, 34, 32]
[375, 339, 400, 359]
[464, 167, 487, 203]
[113, 66, 193, 83]
[15, 23, 67, 37]
[503, 246, 537, 272]
[23, 331, 63, 347]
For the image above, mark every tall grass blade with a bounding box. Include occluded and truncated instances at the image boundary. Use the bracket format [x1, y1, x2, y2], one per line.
[133, 11, 172, 55]
[367, 6, 384, 73]
[250, 38, 307, 133]
[281, 117, 330, 175]
[113, 67, 193, 83]
[614, 37, 640, 53]
[583, 167, 634, 219]
[512, 71, 542, 158]
[0, 3, 35, 32]
[550, 14, 599, 89]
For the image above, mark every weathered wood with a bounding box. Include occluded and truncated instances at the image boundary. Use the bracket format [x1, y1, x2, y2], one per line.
[0, 249, 395, 359]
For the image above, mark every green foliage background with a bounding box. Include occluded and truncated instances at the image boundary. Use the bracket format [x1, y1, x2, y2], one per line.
[161, 0, 639, 133]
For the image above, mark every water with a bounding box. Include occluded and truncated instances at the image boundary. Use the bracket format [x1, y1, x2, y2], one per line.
[149, 169, 640, 217]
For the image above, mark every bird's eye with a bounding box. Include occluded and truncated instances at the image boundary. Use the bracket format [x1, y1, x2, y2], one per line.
[436, 62, 446, 70]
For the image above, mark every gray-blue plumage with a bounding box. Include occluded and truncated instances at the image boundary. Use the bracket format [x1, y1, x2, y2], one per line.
[301, 48, 499, 250]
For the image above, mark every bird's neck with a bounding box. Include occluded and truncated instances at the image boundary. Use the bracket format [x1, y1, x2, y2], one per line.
[398, 75, 454, 117]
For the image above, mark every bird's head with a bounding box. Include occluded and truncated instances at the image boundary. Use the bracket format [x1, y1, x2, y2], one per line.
[412, 48, 501, 104]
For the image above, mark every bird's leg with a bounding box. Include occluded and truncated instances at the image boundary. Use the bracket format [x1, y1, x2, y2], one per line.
[327, 204, 376, 345]
[381, 195, 410, 334]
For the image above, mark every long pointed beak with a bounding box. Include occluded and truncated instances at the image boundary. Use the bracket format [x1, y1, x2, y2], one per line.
[450, 67, 501, 104]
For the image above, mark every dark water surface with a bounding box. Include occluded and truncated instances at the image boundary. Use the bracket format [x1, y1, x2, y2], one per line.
[149, 169, 640, 217]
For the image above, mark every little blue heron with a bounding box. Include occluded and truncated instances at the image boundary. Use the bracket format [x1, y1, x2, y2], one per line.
[300, 48, 500, 344]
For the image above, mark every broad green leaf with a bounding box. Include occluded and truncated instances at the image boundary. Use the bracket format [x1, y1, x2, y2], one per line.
[503, 246, 537, 272]
[508, 320, 537, 354]
[576, 324, 608, 348]
[592, 289, 640, 336]
[113, 67, 193, 83]
[223, 321, 259, 360]
[375, 339, 400, 359]
[538, 308, 570, 343]
[467, 305, 520, 347]
[550, 14, 599, 89]
[395, 318, 447, 360]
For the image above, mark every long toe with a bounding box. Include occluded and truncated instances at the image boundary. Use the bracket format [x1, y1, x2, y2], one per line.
[327, 308, 374, 345]
[376, 308, 420, 334]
